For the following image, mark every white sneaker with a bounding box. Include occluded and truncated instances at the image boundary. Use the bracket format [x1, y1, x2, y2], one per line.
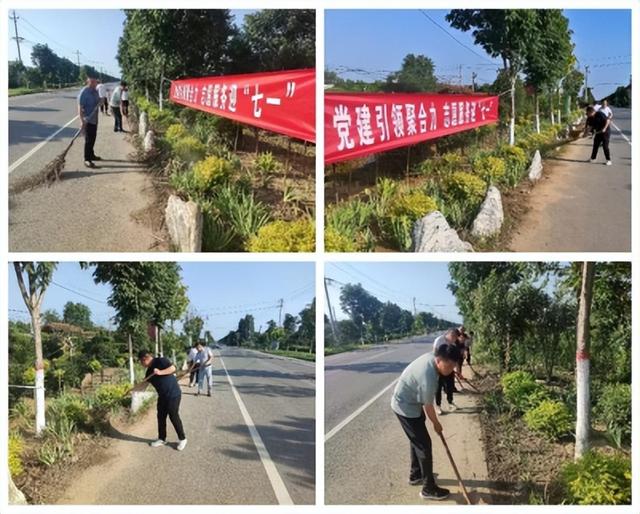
[606, 160, 612, 166]
[448, 402, 458, 412]
[589, 158, 596, 163]
[436, 407, 443, 415]
[150, 439, 166, 448]
[177, 439, 188, 451]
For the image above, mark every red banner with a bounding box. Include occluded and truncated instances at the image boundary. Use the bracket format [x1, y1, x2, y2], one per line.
[325, 92, 499, 164]
[170, 69, 315, 143]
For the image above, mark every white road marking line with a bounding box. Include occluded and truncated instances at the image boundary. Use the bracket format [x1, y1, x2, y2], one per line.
[9, 116, 79, 173]
[219, 354, 294, 505]
[325, 347, 397, 376]
[612, 122, 631, 145]
[325, 377, 399, 442]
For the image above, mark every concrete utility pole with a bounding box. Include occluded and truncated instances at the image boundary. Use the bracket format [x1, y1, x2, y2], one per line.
[278, 298, 284, 326]
[471, 72, 477, 93]
[584, 65, 590, 102]
[324, 278, 339, 343]
[74, 50, 81, 68]
[413, 297, 417, 316]
[11, 11, 23, 64]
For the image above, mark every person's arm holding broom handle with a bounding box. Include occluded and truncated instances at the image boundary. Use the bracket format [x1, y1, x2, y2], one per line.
[78, 102, 86, 134]
[153, 364, 176, 376]
[423, 403, 443, 435]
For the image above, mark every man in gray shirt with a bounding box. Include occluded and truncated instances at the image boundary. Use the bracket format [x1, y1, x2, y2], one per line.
[77, 76, 101, 167]
[433, 328, 461, 414]
[391, 342, 461, 500]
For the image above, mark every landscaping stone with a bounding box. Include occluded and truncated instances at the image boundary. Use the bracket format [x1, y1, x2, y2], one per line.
[138, 111, 148, 138]
[143, 130, 156, 153]
[165, 195, 202, 252]
[9, 476, 27, 505]
[131, 391, 156, 414]
[471, 186, 504, 238]
[528, 149, 543, 181]
[412, 211, 473, 252]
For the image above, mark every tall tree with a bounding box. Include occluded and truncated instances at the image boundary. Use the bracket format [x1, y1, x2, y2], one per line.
[241, 9, 315, 71]
[13, 262, 57, 435]
[339, 283, 382, 341]
[385, 54, 437, 92]
[297, 298, 316, 353]
[447, 9, 544, 145]
[62, 301, 93, 330]
[183, 311, 205, 344]
[575, 262, 595, 459]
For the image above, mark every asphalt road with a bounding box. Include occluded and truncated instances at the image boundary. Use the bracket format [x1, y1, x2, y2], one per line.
[509, 107, 631, 252]
[325, 336, 490, 505]
[8, 83, 119, 185]
[56, 346, 315, 505]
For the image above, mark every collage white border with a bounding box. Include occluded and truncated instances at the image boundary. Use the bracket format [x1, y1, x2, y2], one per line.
[0, 0, 637, 513]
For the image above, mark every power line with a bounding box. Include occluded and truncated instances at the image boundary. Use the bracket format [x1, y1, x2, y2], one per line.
[418, 10, 496, 66]
[50, 281, 108, 304]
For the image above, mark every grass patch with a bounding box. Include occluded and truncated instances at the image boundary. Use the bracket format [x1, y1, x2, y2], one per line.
[9, 87, 46, 97]
[264, 349, 315, 362]
[325, 344, 376, 356]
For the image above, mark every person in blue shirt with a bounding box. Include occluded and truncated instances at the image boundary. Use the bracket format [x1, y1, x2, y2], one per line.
[77, 76, 102, 168]
[138, 350, 187, 451]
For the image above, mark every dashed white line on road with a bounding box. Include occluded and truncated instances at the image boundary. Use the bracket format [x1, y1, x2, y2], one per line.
[9, 116, 79, 173]
[325, 377, 399, 442]
[612, 122, 631, 145]
[219, 354, 294, 505]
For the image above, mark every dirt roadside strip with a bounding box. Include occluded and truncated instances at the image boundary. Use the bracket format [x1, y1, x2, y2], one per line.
[9, 114, 168, 252]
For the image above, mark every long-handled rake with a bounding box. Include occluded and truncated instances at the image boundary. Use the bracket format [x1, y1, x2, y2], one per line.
[438, 432, 472, 505]
[128, 363, 197, 394]
[457, 374, 482, 394]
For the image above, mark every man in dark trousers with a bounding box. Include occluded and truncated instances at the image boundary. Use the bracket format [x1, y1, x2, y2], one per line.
[138, 350, 187, 451]
[77, 76, 102, 168]
[585, 105, 612, 166]
[433, 328, 461, 414]
[391, 343, 462, 501]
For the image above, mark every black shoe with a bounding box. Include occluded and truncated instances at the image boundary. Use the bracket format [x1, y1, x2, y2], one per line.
[420, 486, 450, 501]
[91, 155, 102, 161]
[409, 477, 423, 486]
[84, 160, 95, 168]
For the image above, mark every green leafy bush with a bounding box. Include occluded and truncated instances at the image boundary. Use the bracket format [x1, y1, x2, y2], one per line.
[389, 190, 437, 221]
[325, 199, 375, 250]
[210, 184, 270, 242]
[169, 136, 206, 163]
[496, 145, 529, 187]
[165, 123, 189, 143]
[524, 400, 573, 440]
[561, 451, 631, 505]
[595, 383, 631, 442]
[246, 219, 315, 252]
[192, 155, 232, 191]
[91, 383, 131, 412]
[9, 399, 35, 431]
[253, 152, 280, 187]
[9, 432, 24, 477]
[501, 370, 549, 412]
[473, 154, 506, 183]
[444, 171, 486, 202]
[325, 226, 357, 252]
[48, 393, 91, 430]
[419, 152, 464, 175]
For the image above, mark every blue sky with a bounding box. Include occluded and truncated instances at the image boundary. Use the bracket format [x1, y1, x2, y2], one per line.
[326, 9, 631, 100]
[324, 262, 462, 324]
[8, 262, 315, 338]
[7, 9, 254, 78]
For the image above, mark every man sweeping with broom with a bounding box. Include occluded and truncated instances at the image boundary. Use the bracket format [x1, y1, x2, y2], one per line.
[77, 76, 102, 168]
[391, 343, 462, 501]
[138, 350, 188, 451]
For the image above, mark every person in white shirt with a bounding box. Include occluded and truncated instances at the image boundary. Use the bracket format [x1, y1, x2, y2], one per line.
[195, 342, 214, 397]
[121, 86, 129, 117]
[96, 80, 109, 115]
[187, 344, 199, 387]
[109, 81, 125, 132]
[600, 99, 613, 120]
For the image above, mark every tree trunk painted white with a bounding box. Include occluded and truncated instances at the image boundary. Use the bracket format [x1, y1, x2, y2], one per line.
[575, 262, 595, 460]
[509, 78, 516, 146]
[535, 93, 540, 134]
[31, 306, 46, 436]
[128, 333, 135, 385]
[154, 326, 159, 356]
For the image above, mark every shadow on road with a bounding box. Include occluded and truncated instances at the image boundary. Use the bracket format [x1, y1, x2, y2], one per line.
[106, 424, 155, 445]
[9, 119, 77, 147]
[233, 382, 314, 398]
[9, 106, 61, 113]
[224, 366, 315, 383]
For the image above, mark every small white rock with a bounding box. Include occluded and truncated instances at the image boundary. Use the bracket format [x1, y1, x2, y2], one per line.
[412, 211, 473, 252]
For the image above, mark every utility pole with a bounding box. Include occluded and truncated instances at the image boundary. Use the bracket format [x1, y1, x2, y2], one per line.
[471, 72, 477, 93]
[459, 65, 463, 86]
[413, 297, 417, 316]
[278, 298, 284, 326]
[584, 65, 590, 102]
[11, 11, 23, 64]
[74, 50, 81, 68]
[324, 278, 339, 343]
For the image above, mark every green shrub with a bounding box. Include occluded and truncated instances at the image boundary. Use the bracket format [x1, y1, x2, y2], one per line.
[211, 184, 270, 241]
[246, 219, 315, 252]
[9, 399, 35, 431]
[202, 211, 239, 252]
[325, 226, 357, 252]
[501, 371, 549, 412]
[9, 432, 24, 477]
[496, 145, 529, 187]
[147, 104, 178, 132]
[444, 171, 486, 202]
[325, 200, 374, 245]
[48, 393, 91, 430]
[165, 123, 189, 143]
[389, 190, 437, 221]
[253, 152, 280, 187]
[386, 215, 413, 251]
[91, 383, 131, 412]
[192, 156, 232, 191]
[473, 154, 506, 183]
[524, 400, 573, 440]
[561, 451, 631, 505]
[595, 383, 631, 442]
[169, 136, 206, 163]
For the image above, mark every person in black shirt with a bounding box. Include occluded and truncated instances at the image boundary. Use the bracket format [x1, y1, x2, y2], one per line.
[585, 106, 612, 166]
[138, 350, 187, 451]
